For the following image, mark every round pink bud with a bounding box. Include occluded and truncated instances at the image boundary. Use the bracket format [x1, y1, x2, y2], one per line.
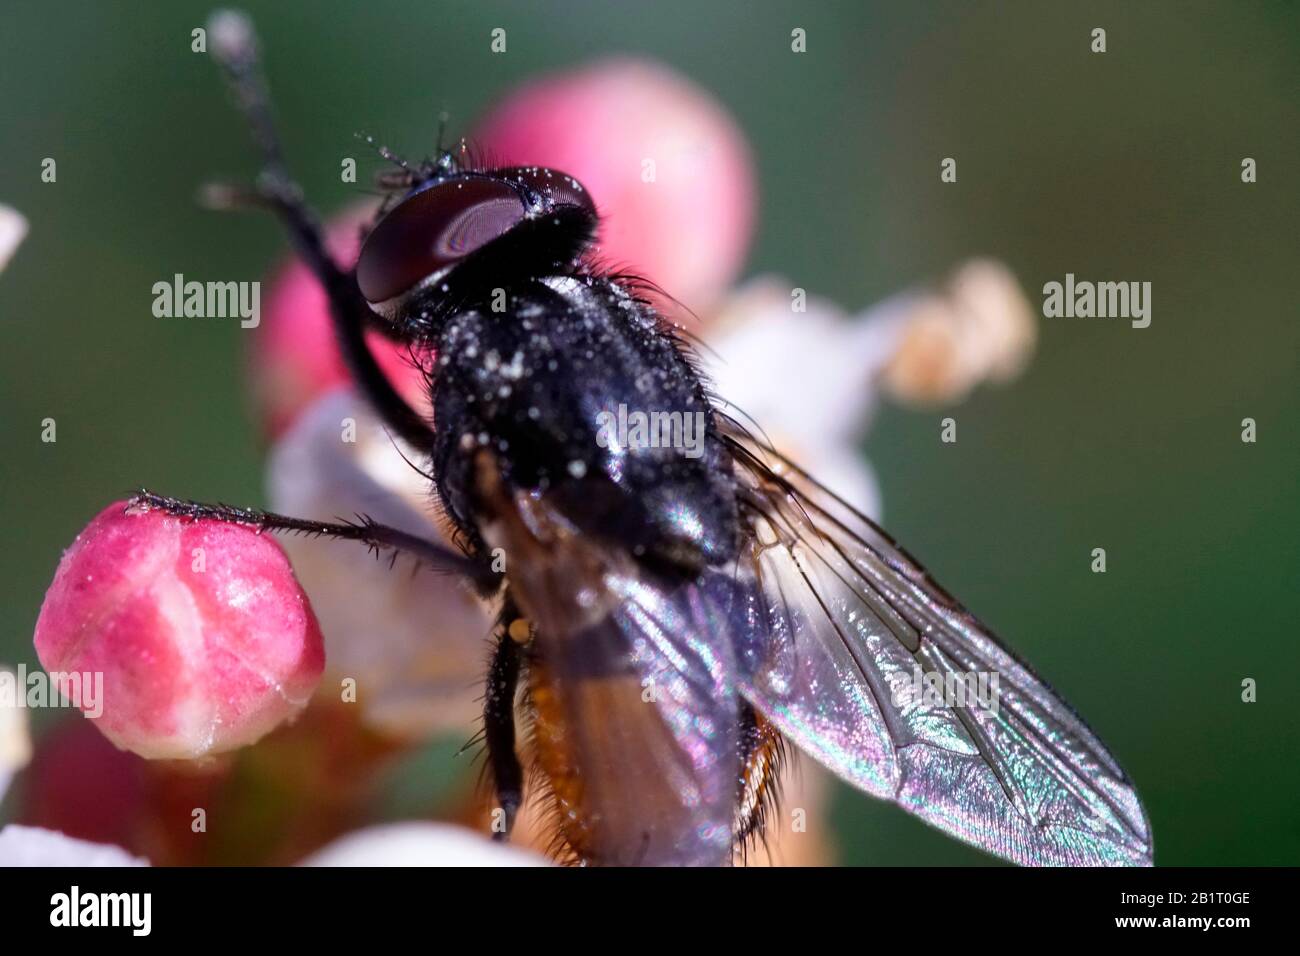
[473, 57, 756, 312]
[33, 502, 325, 760]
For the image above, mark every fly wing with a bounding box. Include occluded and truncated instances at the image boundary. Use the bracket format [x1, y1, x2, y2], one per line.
[721, 428, 1153, 866]
[480, 465, 740, 866]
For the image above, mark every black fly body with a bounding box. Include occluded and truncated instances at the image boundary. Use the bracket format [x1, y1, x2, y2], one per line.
[126, 11, 1151, 867]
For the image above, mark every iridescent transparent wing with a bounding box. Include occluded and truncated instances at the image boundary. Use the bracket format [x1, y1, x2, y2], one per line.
[721, 428, 1153, 866]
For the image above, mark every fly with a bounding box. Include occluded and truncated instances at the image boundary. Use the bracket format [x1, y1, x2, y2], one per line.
[131, 11, 1153, 867]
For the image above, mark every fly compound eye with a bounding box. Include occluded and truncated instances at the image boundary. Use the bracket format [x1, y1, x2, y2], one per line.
[356, 167, 597, 316]
[357, 177, 527, 309]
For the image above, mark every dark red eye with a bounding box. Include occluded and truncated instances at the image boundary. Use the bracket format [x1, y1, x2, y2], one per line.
[357, 177, 525, 305]
[356, 168, 597, 307]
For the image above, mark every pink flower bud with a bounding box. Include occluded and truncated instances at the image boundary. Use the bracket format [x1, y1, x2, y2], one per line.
[473, 57, 756, 312]
[33, 502, 325, 760]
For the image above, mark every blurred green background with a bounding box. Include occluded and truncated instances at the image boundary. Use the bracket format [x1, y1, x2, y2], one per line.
[1, 1, 1296, 865]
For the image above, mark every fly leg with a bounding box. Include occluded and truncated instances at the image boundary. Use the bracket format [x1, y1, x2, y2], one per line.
[483, 623, 526, 841]
[201, 11, 432, 453]
[128, 490, 499, 595]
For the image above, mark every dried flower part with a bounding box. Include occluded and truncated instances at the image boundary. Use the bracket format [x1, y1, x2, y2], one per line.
[879, 297, 967, 403]
[881, 259, 1036, 404]
[473, 57, 755, 312]
[33, 502, 325, 759]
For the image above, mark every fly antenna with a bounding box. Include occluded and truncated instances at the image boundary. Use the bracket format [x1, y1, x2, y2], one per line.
[435, 110, 451, 155]
[355, 132, 412, 172]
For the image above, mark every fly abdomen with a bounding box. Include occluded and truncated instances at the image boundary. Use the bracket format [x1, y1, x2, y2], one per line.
[526, 625, 738, 867]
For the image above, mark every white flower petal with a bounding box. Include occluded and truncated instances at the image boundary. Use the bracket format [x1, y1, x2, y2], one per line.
[699, 278, 899, 519]
[300, 822, 548, 867]
[267, 388, 493, 739]
[701, 278, 901, 449]
[0, 825, 149, 867]
[0, 666, 32, 805]
[0, 205, 27, 274]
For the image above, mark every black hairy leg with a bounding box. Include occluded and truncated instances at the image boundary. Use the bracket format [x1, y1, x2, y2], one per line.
[202, 11, 433, 453]
[483, 623, 526, 841]
[734, 701, 788, 861]
[128, 491, 499, 594]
